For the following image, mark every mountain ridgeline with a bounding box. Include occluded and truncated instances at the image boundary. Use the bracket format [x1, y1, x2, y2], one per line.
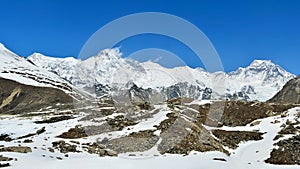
[27, 48, 294, 102]
[0, 42, 296, 105]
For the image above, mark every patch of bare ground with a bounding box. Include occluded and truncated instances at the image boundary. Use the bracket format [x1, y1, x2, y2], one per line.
[265, 135, 300, 165]
[186, 101, 296, 127]
[19, 109, 74, 118]
[278, 123, 298, 135]
[58, 114, 138, 138]
[0, 155, 13, 161]
[86, 143, 117, 157]
[57, 126, 88, 139]
[105, 130, 159, 153]
[80, 115, 137, 137]
[52, 140, 80, 153]
[274, 119, 299, 140]
[79, 105, 156, 125]
[0, 163, 10, 168]
[156, 112, 228, 155]
[0, 146, 32, 153]
[212, 130, 264, 149]
[35, 115, 74, 124]
[166, 98, 194, 105]
[0, 78, 74, 115]
[0, 134, 12, 142]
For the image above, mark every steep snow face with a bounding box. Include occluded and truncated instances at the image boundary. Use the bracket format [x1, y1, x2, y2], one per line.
[28, 53, 78, 83]
[82, 49, 146, 86]
[27, 48, 294, 101]
[28, 48, 146, 88]
[228, 60, 293, 88]
[0, 43, 74, 94]
[139, 62, 213, 88]
[226, 60, 294, 100]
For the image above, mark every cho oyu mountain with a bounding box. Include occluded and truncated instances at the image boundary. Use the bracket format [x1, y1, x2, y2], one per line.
[0, 43, 294, 102]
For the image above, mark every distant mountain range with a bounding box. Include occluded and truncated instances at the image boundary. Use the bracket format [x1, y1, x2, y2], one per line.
[0, 43, 295, 102]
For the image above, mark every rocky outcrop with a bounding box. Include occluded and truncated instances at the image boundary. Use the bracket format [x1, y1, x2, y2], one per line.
[58, 126, 88, 139]
[105, 130, 159, 153]
[0, 146, 32, 153]
[212, 130, 263, 149]
[266, 135, 300, 165]
[0, 78, 73, 114]
[268, 76, 300, 104]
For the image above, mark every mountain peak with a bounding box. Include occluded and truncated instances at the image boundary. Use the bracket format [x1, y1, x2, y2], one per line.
[0, 43, 6, 50]
[82, 48, 124, 69]
[249, 60, 273, 67]
[29, 52, 46, 59]
[0, 42, 20, 59]
[227, 59, 294, 92]
[28, 52, 77, 64]
[96, 48, 122, 59]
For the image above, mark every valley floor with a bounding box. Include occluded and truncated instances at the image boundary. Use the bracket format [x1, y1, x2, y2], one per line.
[0, 100, 299, 169]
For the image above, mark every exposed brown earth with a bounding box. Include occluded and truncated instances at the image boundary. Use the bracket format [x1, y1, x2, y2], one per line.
[0, 155, 13, 162]
[79, 115, 138, 137]
[51, 140, 118, 157]
[185, 101, 295, 127]
[84, 142, 117, 157]
[52, 140, 79, 153]
[0, 134, 12, 142]
[0, 155, 13, 168]
[57, 126, 88, 139]
[35, 115, 74, 124]
[155, 110, 228, 155]
[105, 130, 159, 153]
[265, 135, 300, 165]
[212, 130, 264, 149]
[278, 123, 298, 135]
[0, 146, 32, 153]
[0, 78, 73, 114]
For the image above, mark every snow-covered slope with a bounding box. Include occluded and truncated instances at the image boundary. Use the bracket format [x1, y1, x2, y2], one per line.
[0, 99, 299, 169]
[28, 48, 294, 101]
[225, 60, 295, 100]
[0, 43, 74, 95]
[29, 49, 146, 87]
[228, 60, 292, 88]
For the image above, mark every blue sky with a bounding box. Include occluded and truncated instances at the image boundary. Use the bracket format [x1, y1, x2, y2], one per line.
[0, 0, 299, 74]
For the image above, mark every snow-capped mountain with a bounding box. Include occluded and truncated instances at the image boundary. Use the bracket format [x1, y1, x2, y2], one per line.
[0, 42, 293, 102]
[27, 47, 294, 101]
[0, 43, 76, 96]
[29, 49, 146, 87]
[225, 60, 295, 100]
[228, 60, 293, 89]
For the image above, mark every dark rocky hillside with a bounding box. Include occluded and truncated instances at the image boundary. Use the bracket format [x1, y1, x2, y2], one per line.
[268, 75, 300, 104]
[0, 78, 73, 114]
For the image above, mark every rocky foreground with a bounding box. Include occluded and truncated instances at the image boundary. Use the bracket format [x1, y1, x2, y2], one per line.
[0, 96, 299, 168]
